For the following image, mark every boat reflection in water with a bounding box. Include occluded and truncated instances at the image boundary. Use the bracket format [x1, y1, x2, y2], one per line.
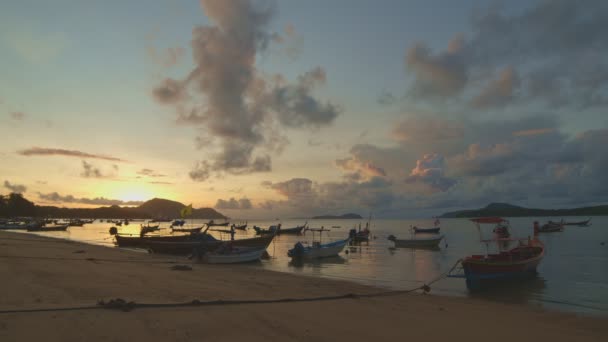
[288, 255, 347, 269]
[469, 275, 547, 305]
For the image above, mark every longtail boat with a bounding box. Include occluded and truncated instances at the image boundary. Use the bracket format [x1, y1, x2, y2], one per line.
[171, 226, 203, 233]
[539, 221, 564, 232]
[232, 222, 248, 230]
[27, 224, 69, 232]
[114, 233, 275, 255]
[563, 218, 591, 227]
[207, 220, 230, 227]
[449, 217, 545, 290]
[412, 226, 440, 234]
[288, 228, 348, 259]
[388, 234, 444, 248]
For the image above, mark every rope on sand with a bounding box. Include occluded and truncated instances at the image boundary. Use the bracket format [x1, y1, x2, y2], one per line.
[0, 259, 464, 314]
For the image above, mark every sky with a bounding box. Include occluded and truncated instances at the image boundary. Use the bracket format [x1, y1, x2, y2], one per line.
[1, 0, 608, 218]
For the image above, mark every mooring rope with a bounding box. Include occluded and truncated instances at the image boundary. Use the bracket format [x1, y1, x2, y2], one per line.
[0, 259, 464, 315]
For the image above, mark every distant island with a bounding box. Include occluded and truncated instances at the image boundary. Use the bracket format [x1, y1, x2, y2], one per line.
[0, 193, 227, 219]
[439, 202, 608, 218]
[311, 213, 363, 219]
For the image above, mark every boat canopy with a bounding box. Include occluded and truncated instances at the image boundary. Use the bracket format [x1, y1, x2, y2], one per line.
[470, 217, 506, 224]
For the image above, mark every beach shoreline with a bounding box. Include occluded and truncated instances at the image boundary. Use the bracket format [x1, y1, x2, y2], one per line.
[0, 230, 606, 341]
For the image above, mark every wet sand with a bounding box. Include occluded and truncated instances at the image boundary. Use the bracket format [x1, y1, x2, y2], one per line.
[0, 231, 606, 341]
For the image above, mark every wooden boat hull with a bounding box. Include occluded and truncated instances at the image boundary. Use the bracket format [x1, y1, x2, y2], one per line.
[288, 238, 349, 259]
[171, 226, 203, 233]
[27, 224, 69, 232]
[461, 242, 544, 290]
[202, 247, 266, 264]
[539, 224, 563, 232]
[389, 235, 444, 248]
[412, 227, 440, 234]
[254, 225, 304, 235]
[116, 233, 275, 255]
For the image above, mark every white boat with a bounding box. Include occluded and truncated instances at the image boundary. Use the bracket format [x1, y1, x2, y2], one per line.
[388, 234, 444, 248]
[202, 247, 266, 264]
[288, 238, 350, 259]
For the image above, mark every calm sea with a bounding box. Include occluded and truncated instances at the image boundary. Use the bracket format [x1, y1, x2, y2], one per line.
[16, 217, 608, 316]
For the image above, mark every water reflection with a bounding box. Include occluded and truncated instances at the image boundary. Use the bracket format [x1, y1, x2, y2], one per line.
[469, 275, 547, 305]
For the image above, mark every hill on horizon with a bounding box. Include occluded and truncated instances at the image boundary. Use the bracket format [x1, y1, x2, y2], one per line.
[439, 202, 608, 218]
[0, 193, 226, 219]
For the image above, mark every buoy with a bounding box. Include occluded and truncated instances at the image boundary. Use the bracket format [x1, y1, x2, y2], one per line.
[109, 227, 118, 235]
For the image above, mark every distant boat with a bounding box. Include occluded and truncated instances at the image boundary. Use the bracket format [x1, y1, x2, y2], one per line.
[140, 224, 160, 236]
[539, 221, 564, 232]
[27, 224, 69, 232]
[412, 226, 440, 234]
[388, 234, 444, 248]
[171, 226, 203, 233]
[232, 222, 248, 230]
[254, 223, 306, 235]
[207, 220, 230, 227]
[563, 218, 591, 227]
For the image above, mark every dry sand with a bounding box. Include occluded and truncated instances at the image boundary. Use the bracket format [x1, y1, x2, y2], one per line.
[0, 231, 606, 341]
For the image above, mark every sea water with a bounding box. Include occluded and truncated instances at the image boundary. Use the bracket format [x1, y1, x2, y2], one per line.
[20, 217, 608, 316]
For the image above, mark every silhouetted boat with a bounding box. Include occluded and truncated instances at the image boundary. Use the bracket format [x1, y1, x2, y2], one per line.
[114, 233, 275, 255]
[412, 226, 441, 234]
[27, 224, 69, 232]
[171, 226, 203, 233]
[254, 223, 306, 235]
[207, 220, 230, 227]
[539, 221, 564, 232]
[563, 218, 591, 227]
[387, 234, 444, 248]
[232, 222, 248, 230]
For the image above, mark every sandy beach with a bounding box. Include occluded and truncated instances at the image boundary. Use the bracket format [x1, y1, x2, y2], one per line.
[0, 231, 605, 342]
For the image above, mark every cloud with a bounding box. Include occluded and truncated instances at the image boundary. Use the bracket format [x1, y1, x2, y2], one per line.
[392, 117, 465, 143]
[267, 178, 314, 200]
[258, 67, 340, 128]
[214, 197, 252, 210]
[404, 1, 608, 109]
[4, 180, 26, 193]
[10, 112, 25, 120]
[146, 46, 185, 67]
[406, 154, 456, 192]
[137, 168, 166, 177]
[406, 35, 467, 98]
[471, 66, 520, 108]
[152, 78, 187, 104]
[37, 192, 144, 206]
[2, 28, 68, 63]
[512, 128, 555, 137]
[17, 147, 127, 162]
[152, 0, 338, 181]
[81, 160, 103, 178]
[335, 156, 386, 181]
[377, 90, 397, 106]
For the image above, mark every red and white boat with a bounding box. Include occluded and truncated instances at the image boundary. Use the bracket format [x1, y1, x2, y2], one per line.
[450, 217, 545, 290]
